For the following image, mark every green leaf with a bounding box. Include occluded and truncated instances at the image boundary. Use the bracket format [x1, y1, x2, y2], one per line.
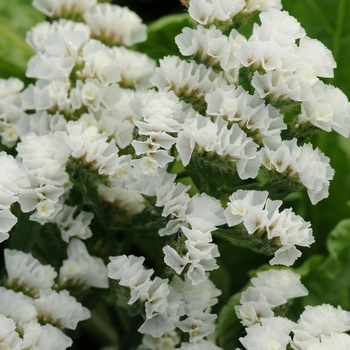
[132, 13, 193, 61]
[216, 291, 244, 350]
[327, 218, 350, 263]
[0, 0, 43, 79]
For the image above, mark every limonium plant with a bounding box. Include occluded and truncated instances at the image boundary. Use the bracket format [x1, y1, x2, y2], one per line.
[1, 0, 350, 349]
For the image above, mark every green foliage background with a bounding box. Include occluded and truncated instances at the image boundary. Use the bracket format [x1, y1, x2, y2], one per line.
[1, 0, 350, 349]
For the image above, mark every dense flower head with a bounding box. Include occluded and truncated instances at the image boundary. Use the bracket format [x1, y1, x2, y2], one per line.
[225, 190, 314, 265]
[108, 255, 185, 338]
[235, 269, 307, 327]
[4, 249, 57, 297]
[84, 3, 147, 46]
[59, 238, 108, 289]
[32, 0, 96, 19]
[176, 114, 260, 179]
[259, 139, 334, 204]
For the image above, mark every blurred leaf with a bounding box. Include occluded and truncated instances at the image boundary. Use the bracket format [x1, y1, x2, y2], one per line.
[216, 291, 244, 350]
[132, 13, 193, 62]
[0, 0, 43, 79]
[327, 218, 350, 263]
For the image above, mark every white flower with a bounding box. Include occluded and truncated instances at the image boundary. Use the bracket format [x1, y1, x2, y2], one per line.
[188, 0, 245, 25]
[131, 90, 186, 134]
[243, 0, 282, 13]
[22, 321, 73, 350]
[259, 139, 334, 204]
[59, 238, 108, 288]
[176, 310, 216, 343]
[177, 114, 260, 179]
[84, 3, 147, 46]
[0, 314, 23, 350]
[175, 25, 243, 71]
[298, 83, 350, 137]
[32, 0, 96, 18]
[98, 185, 145, 216]
[178, 340, 222, 350]
[35, 289, 90, 330]
[26, 19, 91, 53]
[4, 249, 57, 297]
[206, 85, 286, 144]
[150, 56, 226, 105]
[0, 287, 37, 325]
[112, 46, 156, 90]
[54, 204, 93, 242]
[239, 317, 292, 350]
[251, 269, 308, 300]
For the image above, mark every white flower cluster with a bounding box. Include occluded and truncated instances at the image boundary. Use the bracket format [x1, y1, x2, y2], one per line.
[0, 78, 25, 147]
[291, 304, 350, 349]
[177, 114, 260, 179]
[84, 3, 147, 46]
[59, 238, 109, 289]
[235, 269, 308, 326]
[237, 276, 350, 350]
[22, 11, 154, 149]
[16, 132, 70, 224]
[32, 0, 96, 19]
[259, 139, 334, 204]
[225, 190, 314, 266]
[0, 249, 94, 350]
[107, 255, 184, 338]
[108, 255, 222, 346]
[53, 204, 93, 242]
[0, 152, 29, 243]
[205, 85, 286, 145]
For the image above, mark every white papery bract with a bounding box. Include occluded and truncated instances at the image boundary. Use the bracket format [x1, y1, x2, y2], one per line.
[34, 289, 90, 330]
[4, 249, 57, 297]
[177, 114, 260, 179]
[84, 3, 147, 46]
[259, 139, 334, 204]
[59, 238, 108, 289]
